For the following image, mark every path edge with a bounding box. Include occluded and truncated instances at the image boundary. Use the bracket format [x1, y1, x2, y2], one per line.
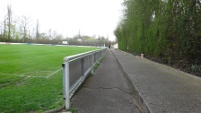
[111, 50, 151, 113]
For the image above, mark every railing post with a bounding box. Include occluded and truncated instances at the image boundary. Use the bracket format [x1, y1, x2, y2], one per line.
[64, 59, 70, 110]
[91, 54, 94, 74]
[81, 58, 84, 76]
[62, 64, 66, 98]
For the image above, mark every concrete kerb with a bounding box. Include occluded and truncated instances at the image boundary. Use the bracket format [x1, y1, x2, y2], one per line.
[111, 50, 151, 113]
[112, 50, 201, 113]
[43, 104, 65, 113]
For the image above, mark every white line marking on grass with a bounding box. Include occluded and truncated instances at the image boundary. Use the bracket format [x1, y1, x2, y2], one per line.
[46, 68, 62, 78]
[0, 72, 24, 77]
[0, 72, 44, 78]
[27, 75, 46, 78]
[0, 68, 62, 79]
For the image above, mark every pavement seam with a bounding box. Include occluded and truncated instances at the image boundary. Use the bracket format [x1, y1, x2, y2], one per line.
[83, 86, 132, 94]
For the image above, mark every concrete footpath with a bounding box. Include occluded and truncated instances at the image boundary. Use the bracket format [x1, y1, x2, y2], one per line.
[71, 50, 140, 113]
[72, 49, 201, 113]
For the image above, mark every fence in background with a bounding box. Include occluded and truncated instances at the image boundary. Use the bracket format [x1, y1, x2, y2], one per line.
[62, 48, 107, 110]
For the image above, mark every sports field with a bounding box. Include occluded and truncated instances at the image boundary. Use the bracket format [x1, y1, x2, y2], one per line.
[0, 44, 97, 113]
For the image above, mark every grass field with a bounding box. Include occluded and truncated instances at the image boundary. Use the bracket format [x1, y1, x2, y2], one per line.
[0, 44, 97, 113]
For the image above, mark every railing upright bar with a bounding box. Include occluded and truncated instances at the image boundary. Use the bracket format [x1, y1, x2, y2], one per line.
[81, 58, 84, 76]
[64, 60, 70, 110]
[91, 54, 94, 74]
[62, 64, 66, 98]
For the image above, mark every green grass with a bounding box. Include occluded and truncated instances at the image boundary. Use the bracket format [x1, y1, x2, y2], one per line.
[0, 44, 97, 113]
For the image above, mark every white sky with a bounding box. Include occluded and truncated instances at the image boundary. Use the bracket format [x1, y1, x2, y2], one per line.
[0, 0, 123, 41]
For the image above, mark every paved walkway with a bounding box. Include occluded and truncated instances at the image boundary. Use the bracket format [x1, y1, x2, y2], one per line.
[71, 50, 140, 113]
[72, 49, 201, 113]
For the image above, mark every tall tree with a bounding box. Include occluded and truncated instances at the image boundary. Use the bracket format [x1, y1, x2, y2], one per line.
[115, 0, 201, 70]
[7, 4, 12, 41]
[35, 19, 40, 40]
[2, 14, 7, 41]
[19, 16, 30, 43]
[48, 29, 52, 40]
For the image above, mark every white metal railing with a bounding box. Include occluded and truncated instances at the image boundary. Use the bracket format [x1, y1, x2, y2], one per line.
[62, 48, 107, 110]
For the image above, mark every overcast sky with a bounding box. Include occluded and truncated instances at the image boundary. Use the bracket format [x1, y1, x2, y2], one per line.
[0, 0, 123, 41]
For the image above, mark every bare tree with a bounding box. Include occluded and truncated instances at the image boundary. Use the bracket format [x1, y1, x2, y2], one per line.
[19, 16, 30, 43]
[3, 17, 7, 41]
[48, 29, 52, 40]
[0, 22, 3, 41]
[0, 22, 2, 35]
[35, 19, 40, 40]
[7, 4, 12, 41]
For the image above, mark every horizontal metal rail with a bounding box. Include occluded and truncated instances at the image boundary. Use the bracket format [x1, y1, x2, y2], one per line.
[62, 48, 107, 110]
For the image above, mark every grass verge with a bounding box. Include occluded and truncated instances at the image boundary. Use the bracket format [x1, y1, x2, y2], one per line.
[0, 44, 97, 113]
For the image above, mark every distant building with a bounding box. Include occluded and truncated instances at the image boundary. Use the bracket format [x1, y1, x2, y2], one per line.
[62, 41, 68, 45]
